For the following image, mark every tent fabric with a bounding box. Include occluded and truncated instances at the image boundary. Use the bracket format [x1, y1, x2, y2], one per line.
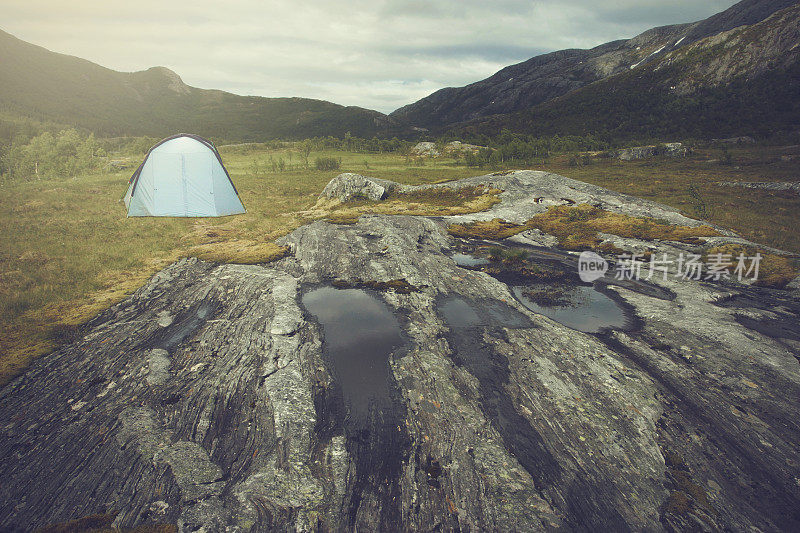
[124, 133, 245, 217]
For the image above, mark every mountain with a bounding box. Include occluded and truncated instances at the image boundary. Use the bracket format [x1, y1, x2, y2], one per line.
[0, 29, 390, 141]
[458, 2, 800, 140]
[390, 0, 799, 132]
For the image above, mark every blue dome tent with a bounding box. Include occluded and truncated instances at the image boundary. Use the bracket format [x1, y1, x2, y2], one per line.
[124, 134, 245, 217]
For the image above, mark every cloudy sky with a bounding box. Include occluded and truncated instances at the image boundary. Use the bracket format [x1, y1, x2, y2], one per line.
[4, 0, 739, 113]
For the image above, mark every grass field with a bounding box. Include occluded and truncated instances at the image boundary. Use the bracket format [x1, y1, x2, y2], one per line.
[0, 142, 798, 384]
[549, 144, 800, 254]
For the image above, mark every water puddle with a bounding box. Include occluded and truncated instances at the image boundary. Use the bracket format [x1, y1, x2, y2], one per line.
[512, 284, 630, 333]
[439, 297, 482, 327]
[302, 286, 408, 525]
[451, 252, 489, 267]
[450, 240, 648, 333]
[302, 287, 404, 419]
[453, 240, 675, 301]
[438, 296, 532, 329]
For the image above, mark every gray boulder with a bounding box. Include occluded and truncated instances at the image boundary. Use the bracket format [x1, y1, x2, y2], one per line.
[718, 181, 800, 195]
[410, 141, 440, 157]
[320, 173, 395, 202]
[713, 136, 756, 144]
[617, 142, 687, 160]
[445, 141, 484, 154]
[106, 159, 135, 171]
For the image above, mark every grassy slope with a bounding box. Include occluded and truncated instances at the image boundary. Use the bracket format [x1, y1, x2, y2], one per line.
[0, 30, 386, 140]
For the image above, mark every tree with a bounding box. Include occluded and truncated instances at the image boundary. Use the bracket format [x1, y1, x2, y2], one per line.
[300, 140, 312, 169]
[2, 129, 102, 180]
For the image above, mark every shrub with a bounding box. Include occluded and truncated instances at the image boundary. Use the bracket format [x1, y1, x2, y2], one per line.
[2, 129, 101, 180]
[315, 156, 341, 171]
[503, 248, 528, 264]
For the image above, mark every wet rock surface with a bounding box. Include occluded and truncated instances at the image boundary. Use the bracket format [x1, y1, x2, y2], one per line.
[1, 171, 799, 532]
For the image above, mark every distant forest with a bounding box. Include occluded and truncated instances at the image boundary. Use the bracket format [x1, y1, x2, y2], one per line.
[0, 113, 650, 182]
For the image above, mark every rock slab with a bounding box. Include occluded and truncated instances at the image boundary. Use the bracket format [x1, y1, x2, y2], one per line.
[0, 171, 798, 532]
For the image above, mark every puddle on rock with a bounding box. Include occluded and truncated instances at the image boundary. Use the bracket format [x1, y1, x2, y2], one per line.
[451, 252, 489, 267]
[454, 239, 676, 301]
[439, 297, 482, 327]
[512, 284, 630, 333]
[302, 286, 409, 526]
[450, 239, 645, 333]
[302, 287, 405, 419]
[438, 296, 532, 329]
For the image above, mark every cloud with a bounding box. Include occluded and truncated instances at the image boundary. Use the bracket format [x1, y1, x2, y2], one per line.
[591, 1, 738, 27]
[2, 0, 739, 113]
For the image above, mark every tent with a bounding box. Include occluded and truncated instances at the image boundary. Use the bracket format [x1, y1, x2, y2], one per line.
[124, 134, 245, 217]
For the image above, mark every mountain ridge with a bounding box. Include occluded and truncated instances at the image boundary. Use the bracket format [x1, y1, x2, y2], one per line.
[390, 0, 798, 131]
[1, 0, 797, 142]
[0, 28, 391, 141]
[452, 2, 800, 140]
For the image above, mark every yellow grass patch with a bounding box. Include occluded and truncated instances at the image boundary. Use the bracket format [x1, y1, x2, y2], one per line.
[304, 185, 503, 223]
[447, 204, 721, 252]
[187, 240, 290, 265]
[0, 251, 180, 386]
[324, 212, 362, 225]
[704, 243, 798, 288]
[389, 185, 501, 208]
[0, 327, 53, 387]
[447, 218, 527, 240]
[550, 146, 800, 255]
[526, 204, 720, 249]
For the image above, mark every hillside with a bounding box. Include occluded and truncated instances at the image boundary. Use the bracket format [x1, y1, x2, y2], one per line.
[391, 0, 798, 131]
[0, 30, 391, 141]
[457, 2, 800, 140]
